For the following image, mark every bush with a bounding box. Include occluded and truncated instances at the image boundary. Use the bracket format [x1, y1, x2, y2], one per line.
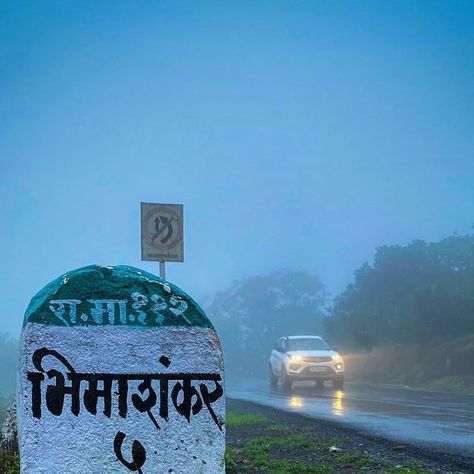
[0, 450, 20, 474]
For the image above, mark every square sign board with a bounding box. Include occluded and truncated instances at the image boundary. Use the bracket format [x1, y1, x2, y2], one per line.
[141, 202, 184, 262]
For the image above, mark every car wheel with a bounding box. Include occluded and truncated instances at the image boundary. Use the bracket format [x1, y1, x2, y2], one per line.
[268, 364, 278, 390]
[281, 366, 293, 392]
[332, 376, 344, 389]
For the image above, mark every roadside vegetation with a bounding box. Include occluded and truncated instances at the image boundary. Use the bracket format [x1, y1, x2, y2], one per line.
[0, 409, 463, 474]
[344, 337, 474, 394]
[326, 233, 474, 394]
[0, 332, 17, 425]
[227, 412, 268, 426]
[0, 397, 18, 474]
[225, 405, 452, 474]
[0, 394, 12, 427]
[327, 233, 474, 347]
[0, 451, 19, 474]
[210, 232, 474, 395]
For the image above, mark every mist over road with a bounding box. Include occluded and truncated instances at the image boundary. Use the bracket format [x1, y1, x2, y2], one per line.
[226, 377, 474, 457]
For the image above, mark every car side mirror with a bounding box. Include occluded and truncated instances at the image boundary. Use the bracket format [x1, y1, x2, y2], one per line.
[332, 346, 339, 352]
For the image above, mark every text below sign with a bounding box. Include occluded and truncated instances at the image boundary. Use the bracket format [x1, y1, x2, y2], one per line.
[141, 203, 183, 262]
[18, 265, 225, 473]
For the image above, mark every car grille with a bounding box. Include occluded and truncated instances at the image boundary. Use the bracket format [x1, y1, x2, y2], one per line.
[302, 356, 332, 362]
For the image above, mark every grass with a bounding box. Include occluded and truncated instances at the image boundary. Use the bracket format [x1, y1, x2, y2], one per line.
[0, 393, 14, 427]
[225, 412, 334, 472]
[225, 411, 441, 474]
[0, 451, 20, 474]
[267, 423, 288, 432]
[347, 336, 474, 396]
[226, 411, 269, 426]
[225, 447, 237, 471]
[0, 444, 444, 474]
[380, 461, 437, 474]
[240, 434, 335, 473]
[333, 453, 377, 468]
[244, 458, 333, 474]
[0, 410, 448, 474]
[226, 413, 338, 472]
[244, 433, 340, 456]
[418, 375, 474, 396]
[381, 468, 436, 474]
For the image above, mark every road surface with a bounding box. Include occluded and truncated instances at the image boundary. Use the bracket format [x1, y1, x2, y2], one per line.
[226, 377, 474, 457]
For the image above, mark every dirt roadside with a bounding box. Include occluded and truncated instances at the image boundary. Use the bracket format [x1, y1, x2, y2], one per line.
[225, 398, 474, 474]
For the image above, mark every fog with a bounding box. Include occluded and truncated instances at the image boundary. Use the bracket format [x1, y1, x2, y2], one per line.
[1, 1, 474, 388]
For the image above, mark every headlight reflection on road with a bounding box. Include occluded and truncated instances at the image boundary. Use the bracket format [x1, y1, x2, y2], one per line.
[289, 396, 304, 409]
[332, 390, 345, 417]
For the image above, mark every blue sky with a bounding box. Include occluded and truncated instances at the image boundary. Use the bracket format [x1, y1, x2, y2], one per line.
[1, 0, 473, 336]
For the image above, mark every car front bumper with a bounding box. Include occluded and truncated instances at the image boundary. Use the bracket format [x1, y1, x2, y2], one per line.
[287, 363, 344, 380]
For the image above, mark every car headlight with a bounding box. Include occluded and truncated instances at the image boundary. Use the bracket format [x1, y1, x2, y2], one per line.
[332, 354, 343, 363]
[289, 355, 302, 363]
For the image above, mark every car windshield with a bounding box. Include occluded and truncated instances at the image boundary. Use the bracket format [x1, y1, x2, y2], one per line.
[288, 338, 329, 351]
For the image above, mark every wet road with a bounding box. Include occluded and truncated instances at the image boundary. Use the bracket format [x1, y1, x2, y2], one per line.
[226, 377, 474, 456]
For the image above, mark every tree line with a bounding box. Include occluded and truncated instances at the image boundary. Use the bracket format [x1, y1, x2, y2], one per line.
[326, 233, 474, 349]
[208, 232, 474, 374]
[1, 232, 473, 382]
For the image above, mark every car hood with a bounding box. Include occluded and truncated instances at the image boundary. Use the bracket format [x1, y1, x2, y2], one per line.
[287, 350, 335, 357]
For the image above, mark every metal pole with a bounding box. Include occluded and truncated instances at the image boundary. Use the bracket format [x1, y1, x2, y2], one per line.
[159, 260, 166, 280]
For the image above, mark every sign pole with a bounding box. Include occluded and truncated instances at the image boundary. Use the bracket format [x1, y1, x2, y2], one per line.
[159, 260, 166, 280]
[140, 202, 183, 280]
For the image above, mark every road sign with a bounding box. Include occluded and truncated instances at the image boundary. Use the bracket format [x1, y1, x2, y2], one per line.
[141, 203, 184, 263]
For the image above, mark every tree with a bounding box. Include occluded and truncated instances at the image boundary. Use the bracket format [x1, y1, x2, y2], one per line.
[207, 269, 327, 376]
[0, 401, 17, 453]
[0, 333, 17, 397]
[326, 233, 474, 349]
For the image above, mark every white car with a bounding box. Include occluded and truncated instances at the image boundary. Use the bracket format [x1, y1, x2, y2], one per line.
[268, 335, 344, 391]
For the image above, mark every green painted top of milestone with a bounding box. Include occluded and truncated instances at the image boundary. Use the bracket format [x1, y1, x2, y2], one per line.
[23, 265, 213, 329]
